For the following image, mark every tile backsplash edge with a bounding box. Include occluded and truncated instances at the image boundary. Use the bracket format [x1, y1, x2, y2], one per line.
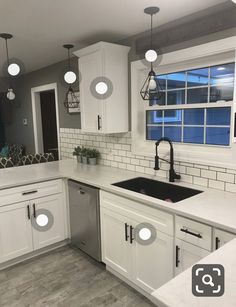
[59, 128, 236, 193]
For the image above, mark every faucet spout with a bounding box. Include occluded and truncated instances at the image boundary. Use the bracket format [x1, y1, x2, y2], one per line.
[154, 137, 181, 183]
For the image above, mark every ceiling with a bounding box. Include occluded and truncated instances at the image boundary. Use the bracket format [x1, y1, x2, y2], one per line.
[0, 0, 230, 76]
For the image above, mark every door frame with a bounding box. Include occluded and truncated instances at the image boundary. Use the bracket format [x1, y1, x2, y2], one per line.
[31, 83, 60, 159]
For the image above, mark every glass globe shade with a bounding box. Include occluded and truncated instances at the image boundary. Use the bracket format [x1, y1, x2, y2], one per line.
[95, 82, 108, 95]
[64, 71, 77, 84]
[145, 49, 157, 62]
[8, 63, 20, 76]
[7, 89, 15, 100]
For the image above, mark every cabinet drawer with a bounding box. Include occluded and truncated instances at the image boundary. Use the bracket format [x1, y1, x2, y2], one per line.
[100, 191, 173, 236]
[175, 216, 212, 251]
[0, 180, 63, 206]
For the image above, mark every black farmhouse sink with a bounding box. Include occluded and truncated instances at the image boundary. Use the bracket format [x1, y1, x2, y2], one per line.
[112, 177, 203, 203]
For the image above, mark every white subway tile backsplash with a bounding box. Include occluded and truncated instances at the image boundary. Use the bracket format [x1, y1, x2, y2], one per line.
[60, 128, 236, 193]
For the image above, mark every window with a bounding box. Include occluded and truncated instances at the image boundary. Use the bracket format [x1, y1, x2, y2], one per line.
[146, 62, 234, 146]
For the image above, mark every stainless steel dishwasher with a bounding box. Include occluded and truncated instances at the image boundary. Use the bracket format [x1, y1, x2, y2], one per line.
[68, 180, 101, 262]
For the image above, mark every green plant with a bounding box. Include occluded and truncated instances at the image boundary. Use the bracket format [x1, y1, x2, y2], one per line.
[87, 148, 100, 159]
[73, 146, 81, 156]
[81, 147, 89, 157]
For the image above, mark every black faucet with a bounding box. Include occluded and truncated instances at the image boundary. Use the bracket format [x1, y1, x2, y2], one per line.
[154, 137, 181, 182]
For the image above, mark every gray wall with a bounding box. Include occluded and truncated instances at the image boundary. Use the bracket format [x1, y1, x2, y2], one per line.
[3, 1, 236, 153]
[4, 58, 80, 153]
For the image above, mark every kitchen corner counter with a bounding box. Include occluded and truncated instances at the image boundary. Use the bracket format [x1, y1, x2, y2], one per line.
[151, 238, 236, 307]
[1, 159, 236, 234]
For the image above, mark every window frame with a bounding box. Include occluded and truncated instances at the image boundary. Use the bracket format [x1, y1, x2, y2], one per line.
[131, 37, 236, 168]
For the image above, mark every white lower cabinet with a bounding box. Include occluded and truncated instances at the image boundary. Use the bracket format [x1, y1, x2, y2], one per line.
[0, 183, 66, 264]
[100, 192, 174, 293]
[175, 239, 210, 276]
[32, 194, 66, 250]
[214, 229, 236, 250]
[0, 202, 33, 263]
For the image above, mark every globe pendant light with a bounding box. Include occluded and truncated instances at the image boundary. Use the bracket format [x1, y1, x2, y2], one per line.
[63, 44, 77, 84]
[0, 33, 21, 76]
[140, 7, 163, 102]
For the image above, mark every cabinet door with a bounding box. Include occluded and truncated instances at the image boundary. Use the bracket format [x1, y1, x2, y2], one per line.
[0, 202, 33, 263]
[175, 239, 210, 276]
[100, 208, 132, 279]
[214, 229, 236, 250]
[79, 51, 104, 133]
[131, 220, 174, 293]
[31, 194, 66, 250]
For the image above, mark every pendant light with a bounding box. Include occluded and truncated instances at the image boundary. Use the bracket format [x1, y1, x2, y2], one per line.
[0, 33, 21, 76]
[63, 44, 77, 84]
[140, 7, 163, 102]
[64, 86, 80, 110]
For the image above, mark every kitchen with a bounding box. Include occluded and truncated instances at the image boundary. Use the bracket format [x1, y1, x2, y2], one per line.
[0, 1, 236, 306]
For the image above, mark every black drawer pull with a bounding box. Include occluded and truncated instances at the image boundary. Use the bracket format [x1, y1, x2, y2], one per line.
[176, 245, 180, 267]
[125, 223, 129, 241]
[97, 115, 101, 130]
[130, 226, 134, 244]
[27, 205, 31, 220]
[180, 228, 202, 239]
[22, 190, 38, 196]
[215, 237, 220, 250]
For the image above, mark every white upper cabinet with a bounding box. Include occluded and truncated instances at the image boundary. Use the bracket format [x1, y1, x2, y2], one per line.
[74, 42, 130, 134]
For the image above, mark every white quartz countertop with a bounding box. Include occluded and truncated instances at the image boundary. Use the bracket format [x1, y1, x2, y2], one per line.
[151, 238, 236, 307]
[1, 159, 236, 233]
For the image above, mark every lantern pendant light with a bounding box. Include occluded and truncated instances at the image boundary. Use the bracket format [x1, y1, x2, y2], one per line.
[140, 7, 163, 102]
[63, 44, 77, 84]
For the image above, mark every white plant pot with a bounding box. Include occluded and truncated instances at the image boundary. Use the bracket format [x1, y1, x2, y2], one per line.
[89, 158, 97, 165]
[76, 155, 82, 163]
[82, 156, 88, 164]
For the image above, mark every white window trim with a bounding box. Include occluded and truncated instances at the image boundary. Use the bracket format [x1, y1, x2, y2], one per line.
[131, 37, 236, 169]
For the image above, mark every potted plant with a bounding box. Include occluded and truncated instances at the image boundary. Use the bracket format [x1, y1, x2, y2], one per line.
[73, 146, 82, 163]
[81, 147, 88, 164]
[87, 148, 100, 165]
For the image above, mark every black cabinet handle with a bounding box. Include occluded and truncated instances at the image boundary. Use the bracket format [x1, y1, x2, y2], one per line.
[97, 115, 101, 130]
[215, 237, 220, 250]
[125, 223, 129, 241]
[130, 226, 134, 244]
[27, 205, 31, 220]
[79, 189, 85, 195]
[180, 228, 202, 239]
[22, 190, 38, 196]
[33, 203, 36, 218]
[176, 245, 180, 267]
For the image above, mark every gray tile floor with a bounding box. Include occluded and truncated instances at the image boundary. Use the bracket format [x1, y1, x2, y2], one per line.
[0, 246, 156, 307]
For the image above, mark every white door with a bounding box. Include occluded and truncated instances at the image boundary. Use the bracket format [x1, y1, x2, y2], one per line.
[100, 208, 132, 279]
[79, 51, 104, 133]
[131, 220, 174, 293]
[31, 194, 66, 250]
[175, 239, 210, 276]
[214, 229, 236, 250]
[0, 202, 33, 263]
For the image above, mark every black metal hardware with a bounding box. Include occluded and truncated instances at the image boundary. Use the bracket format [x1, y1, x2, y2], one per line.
[97, 115, 102, 130]
[125, 223, 129, 241]
[27, 205, 31, 220]
[130, 226, 134, 244]
[79, 189, 85, 195]
[22, 190, 38, 196]
[215, 237, 220, 250]
[33, 203, 36, 218]
[176, 245, 180, 267]
[180, 228, 202, 239]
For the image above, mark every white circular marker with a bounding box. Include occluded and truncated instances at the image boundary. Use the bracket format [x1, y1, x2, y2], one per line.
[8, 63, 20, 76]
[95, 82, 108, 95]
[145, 49, 157, 63]
[64, 71, 77, 84]
[7, 89, 15, 100]
[139, 228, 152, 241]
[36, 214, 49, 227]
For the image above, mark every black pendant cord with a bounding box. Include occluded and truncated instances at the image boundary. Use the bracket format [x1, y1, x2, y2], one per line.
[67, 48, 71, 70]
[150, 13, 153, 50]
[5, 38, 10, 67]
